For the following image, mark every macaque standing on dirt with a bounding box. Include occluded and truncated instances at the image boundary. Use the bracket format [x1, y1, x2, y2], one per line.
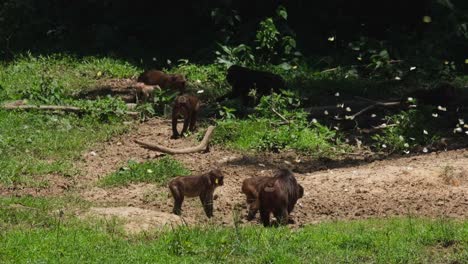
[134, 82, 156, 103]
[258, 169, 304, 227]
[241, 176, 272, 220]
[168, 169, 225, 218]
[171, 94, 201, 139]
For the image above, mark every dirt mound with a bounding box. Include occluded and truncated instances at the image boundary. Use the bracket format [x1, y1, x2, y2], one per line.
[85, 207, 184, 234]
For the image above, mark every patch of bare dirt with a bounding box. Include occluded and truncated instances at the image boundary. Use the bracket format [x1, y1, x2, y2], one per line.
[74, 118, 468, 232]
[83, 207, 184, 234]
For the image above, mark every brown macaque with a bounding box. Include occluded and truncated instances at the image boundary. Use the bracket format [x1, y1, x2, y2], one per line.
[137, 69, 187, 94]
[172, 94, 201, 139]
[168, 169, 225, 218]
[134, 82, 156, 103]
[218, 65, 286, 105]
[258, 169, 304, 227]
[241, 176, 271, 220]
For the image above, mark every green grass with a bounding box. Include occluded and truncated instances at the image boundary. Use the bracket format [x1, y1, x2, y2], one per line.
[0, 110, 130, 186]
[0, 53, 141, 101]
[213, 119, 342, 157]
[0, 196, 90, 229]
[0, 215, 466, 263]
[99, 156, 190, 187]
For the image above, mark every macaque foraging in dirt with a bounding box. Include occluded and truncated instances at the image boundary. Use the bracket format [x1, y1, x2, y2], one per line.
[171, 94, 201, 139]
[168, 169, 225, 218]
[258, 169, 304, 227]
[137, 69, 187, 94]
[218, 65, 286, 105]
[241, 176, 271, 220]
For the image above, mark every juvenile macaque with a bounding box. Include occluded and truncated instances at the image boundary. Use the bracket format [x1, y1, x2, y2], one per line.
[218, 65, 286, 105]
[168, 169, 225, 218]
[258, 169, 304, 227]
[172, 94, 200, 139]
[241, 176, 271, 220]
[134, 82, 156, 103]
[137, 69, 187, 94]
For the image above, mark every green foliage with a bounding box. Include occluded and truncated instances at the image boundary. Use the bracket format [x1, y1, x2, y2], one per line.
[72, 97, 128, 122]
[0, 217, 466, 263]
[372, 108, 441, 153]
[19, 70, 65, 104]
[215, 44, 255, 68]
[215, 6, 300, 68]
[254, 90, 305, 125]
[256, 18, 280, 56]
[218, 105, 237, 120]
[0, 110, 130, 186]
[152, 89, 177, 116]
[99, 157, 190, 187]
[214, 91, 342, 155]
[169, 62, 229, 102]
[0, 53, 140, 101]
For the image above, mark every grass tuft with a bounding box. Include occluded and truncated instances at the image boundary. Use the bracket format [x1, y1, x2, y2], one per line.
[99, 156, 190, 187]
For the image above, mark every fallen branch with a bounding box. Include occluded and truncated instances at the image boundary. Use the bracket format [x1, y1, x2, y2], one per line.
[1, 104, 139, 118]
[135, 126, 216, 154]
[271, 108, 290, 124]
[354, 96, 401, 106]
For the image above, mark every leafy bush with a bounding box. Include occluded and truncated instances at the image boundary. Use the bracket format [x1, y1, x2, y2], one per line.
[72, 97, 128, 122]
[372, 108, 441, 153]
[169, 62, 229, 102]
[20, 70, 66, 105]
[215, 6, 300, 68]
[213, 91, 341, 156]
[100, 157, 190, 187]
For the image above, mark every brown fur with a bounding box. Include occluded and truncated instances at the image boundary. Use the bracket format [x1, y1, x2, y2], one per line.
[241, 176, 271, 220]
[218, 65, 286, 105]
[258, 169, 304, 227]
[168, 169, 224, 218]
[171, 94, 201, 139]
[134, 82, 156, 103]
[137, 69, 187, 94]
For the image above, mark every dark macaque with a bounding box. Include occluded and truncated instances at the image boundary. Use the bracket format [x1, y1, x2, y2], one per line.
[241, 176, 271, 220]
[137, 69, 187, 94]
[406, 82, 457, 106]
[218, 65, 286, 105]
[258, 169, 304, 227]
[134, 82, 156, 103]
[168, 169, 224, 218]
[171, 94, 201, 139]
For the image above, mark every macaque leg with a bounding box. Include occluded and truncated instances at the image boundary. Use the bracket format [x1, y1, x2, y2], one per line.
[246, 196, 259, 221]
[275, 208, 289, 226]
[180, 114, 190, 136]
[171, 112, 180, 139]
[200, 193, 214, 218]
[170, 186, 184, 215]
[260, 209, 271, 227]
[189, 110, 198, 132]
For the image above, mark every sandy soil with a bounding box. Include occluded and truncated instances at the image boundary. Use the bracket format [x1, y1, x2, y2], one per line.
[68, 118, 467, 232]
[3, 118, 466, 233]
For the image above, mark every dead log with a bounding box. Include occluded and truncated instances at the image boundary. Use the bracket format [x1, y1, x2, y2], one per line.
[134, 126, 216, 155]
[1, 104, 140, 118]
